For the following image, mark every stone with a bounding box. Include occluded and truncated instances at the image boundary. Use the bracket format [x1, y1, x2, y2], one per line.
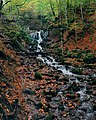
[49, 102, 58, 109]
[54, 96, 61, 102]
[23, 89, 35, 95]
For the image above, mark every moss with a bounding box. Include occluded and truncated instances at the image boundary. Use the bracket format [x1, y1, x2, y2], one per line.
[23, 89, 36, 95]
[72, 68, 83, 75]
[34, 72, 42, 80]
[66, 51, 72, 58]
[45, 114, 54, 120]
[55, 48, 62, 56]
[83, 54, 96, 64]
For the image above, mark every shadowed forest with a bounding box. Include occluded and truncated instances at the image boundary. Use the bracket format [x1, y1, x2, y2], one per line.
[0, 0, 96, 120]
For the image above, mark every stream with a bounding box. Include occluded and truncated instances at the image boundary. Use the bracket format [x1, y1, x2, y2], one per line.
[29, 30, 96, 120]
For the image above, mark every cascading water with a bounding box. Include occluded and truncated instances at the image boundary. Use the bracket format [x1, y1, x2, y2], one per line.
[30, 30, 96, 120]
[31, 30, 74, 75]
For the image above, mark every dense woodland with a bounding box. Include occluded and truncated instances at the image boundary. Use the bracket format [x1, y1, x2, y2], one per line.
[0, 0, 96, 120]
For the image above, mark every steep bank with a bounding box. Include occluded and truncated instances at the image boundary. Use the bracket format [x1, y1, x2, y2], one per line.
[46, 12, 96, 67]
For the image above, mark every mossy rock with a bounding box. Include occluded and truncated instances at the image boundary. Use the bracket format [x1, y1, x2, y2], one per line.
[72, 68, 83, 75]
[0, 50, 7, 59]
[55, 48, 62, 56]
[45, 114, 54, 120]
[34, 72, 42, 80]
[0, 107, 8, 120]
[23, 89, 36, 95]
[83, 54, 96, 64]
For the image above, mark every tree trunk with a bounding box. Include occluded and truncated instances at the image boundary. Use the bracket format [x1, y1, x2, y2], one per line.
[49, 0, 56, 19]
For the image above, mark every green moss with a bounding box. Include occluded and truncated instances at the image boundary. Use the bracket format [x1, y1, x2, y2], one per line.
[55, 48, 62, 56]
[34, 72, 42, 80]
[72, 68, 83, 75]
[83, 54, 96, 64]
[45, 114, 54, 120]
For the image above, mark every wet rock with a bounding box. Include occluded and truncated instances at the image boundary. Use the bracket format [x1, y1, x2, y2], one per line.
[71, 117, 81, 120]
[35, 87, 41, 91]
[33, 68, 39, 72]
[91, 80, 96, 85]
[49, 102, 58, 109]
[46, 95, 52, 101]
[66, 93, 76, 99]
[82, 95, 90, 102]
[86, 90, 93, 94]
[43, 105, 49, 112]
[53, 96, 61, 102]
[38, 112, 46, 119]
[80, 102, 92, 113]
[29, 77, 36, 81]
[35, 102, 43, 109]
[92, 100, 96, 111]
[68, 82, 80, 92]
[45, 114, 54, 120]
[40, 86, 45, 89]
[71, 68, 83, 75]
[55, 75, 59, 80]
[44, 87, 51, 95]
[92, 90, 96, 95]
[44, 87, 57, 97]
[76, 110, 86, 119]
[58, 103, 64, 111]
[86, 113, 96, 120]
[47, 73, 54, 77]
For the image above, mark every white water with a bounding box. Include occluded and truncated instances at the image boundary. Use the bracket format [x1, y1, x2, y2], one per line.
[37, 31, 43, 52]
[31, 30, 73, 75]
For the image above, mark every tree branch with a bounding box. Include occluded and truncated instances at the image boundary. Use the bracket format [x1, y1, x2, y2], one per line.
[2, 1, 11, 8]
[16, 0, 27, 7]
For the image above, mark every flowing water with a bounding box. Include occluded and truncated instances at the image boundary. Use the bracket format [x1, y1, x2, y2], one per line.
[30, 30, 96, 120]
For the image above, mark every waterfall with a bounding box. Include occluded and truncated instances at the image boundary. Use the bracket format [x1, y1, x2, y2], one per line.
[37, 31, 43, 52]
[30, 30, 75, 75]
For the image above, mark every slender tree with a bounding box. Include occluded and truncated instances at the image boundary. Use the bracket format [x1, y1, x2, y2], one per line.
[80, 0, 84, 23]
[49, 0, 56, 20]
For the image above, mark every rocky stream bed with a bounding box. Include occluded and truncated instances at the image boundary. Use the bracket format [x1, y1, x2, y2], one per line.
[20, 30, 96, 120]
[0, 30, 96, 120]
